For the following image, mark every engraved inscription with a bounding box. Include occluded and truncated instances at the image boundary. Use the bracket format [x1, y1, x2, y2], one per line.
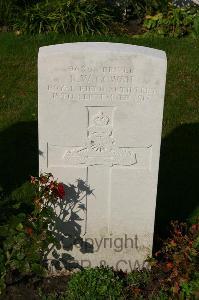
[47, 64, 159, 104]
[67, 65, 134, 74]
[64, 110, 137, 167]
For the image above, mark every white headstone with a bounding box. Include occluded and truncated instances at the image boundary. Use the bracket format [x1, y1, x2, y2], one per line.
[38, 42, 167, 272]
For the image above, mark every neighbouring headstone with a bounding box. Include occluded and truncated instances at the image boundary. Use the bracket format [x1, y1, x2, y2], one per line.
[173, 0, 199, 7]
[38, 42, 167, 272]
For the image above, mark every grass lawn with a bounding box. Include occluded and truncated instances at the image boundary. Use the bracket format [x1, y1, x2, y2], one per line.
[0, 33, 198, 237]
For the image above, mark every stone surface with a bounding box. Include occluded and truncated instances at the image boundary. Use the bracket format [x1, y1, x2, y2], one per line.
[38, 42, 167, 272]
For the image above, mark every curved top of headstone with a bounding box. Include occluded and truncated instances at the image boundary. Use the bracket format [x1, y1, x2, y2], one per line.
[39, 42, 166, 60]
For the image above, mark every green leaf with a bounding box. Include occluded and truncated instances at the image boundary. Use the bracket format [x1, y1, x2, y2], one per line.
[31, 263, 45, 275]
[16, 223, 23, 231]
[16, 252, 25, 260]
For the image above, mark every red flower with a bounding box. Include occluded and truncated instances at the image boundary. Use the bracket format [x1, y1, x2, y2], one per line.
[191, 224, 199, 232]
[40, 176, 48, 184]
[30, 176, 36, 184]
[166, 262, 174, 270]
[57, 183, 65, 199]
[49, 181, 55, 190]
[26, 227, 33, 236]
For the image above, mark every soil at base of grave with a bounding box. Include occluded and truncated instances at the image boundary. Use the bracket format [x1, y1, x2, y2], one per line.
[1, 275, 70, 300]
[0, 271, 165, 300]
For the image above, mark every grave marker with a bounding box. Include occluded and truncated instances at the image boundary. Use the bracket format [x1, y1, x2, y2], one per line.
[38, 42, 167, 271]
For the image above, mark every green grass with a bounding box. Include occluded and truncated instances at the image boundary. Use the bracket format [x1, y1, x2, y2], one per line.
[0, 33, 198, 236]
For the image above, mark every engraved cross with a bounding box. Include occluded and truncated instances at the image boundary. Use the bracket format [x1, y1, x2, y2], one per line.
[60, 106, 151, 234]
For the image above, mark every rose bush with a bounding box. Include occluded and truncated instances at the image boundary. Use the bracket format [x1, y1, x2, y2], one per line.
[0, 173, 65, 294]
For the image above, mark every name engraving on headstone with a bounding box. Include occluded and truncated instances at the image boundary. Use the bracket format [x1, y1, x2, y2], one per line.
[47, 64, 159, 104]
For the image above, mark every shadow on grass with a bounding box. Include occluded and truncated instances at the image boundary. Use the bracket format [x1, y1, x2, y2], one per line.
[154, 123, 199, 242]
[0, 121, 38, 195]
